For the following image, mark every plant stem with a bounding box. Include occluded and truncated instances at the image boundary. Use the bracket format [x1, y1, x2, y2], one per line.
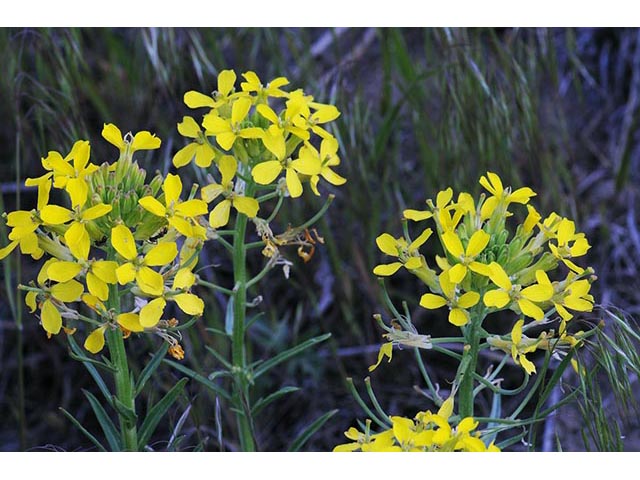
[231, 170, 257, 452]
[105, 280, 138, 451]
[458, 309, 485, 418]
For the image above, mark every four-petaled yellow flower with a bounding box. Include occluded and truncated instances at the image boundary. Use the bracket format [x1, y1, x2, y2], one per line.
[479, 171, 536, 219]
[172, 116, 217, 168]
[111, 224, 178, 296]
[483, 263, 554, 320]
[102, 123, 161, 153]
[252, 126, 305, 197]
[373, 228, 432, 276]
[202, 156, 259, 228]
[240, 71, 289, 100]
[138, 173, 208, 239]
[441, 229, 491, 283]
[292, 138, 346, 196]
[548, 218, 590, 274]
[510, 319, 538, 375]
[202, 97, 264, 151]
[184, 69, 246, 110]
[419, 271, 480, 326]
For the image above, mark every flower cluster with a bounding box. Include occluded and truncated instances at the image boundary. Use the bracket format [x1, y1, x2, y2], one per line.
[173, 69, 345, 229]
[373, 172, 595, 375]
[334, 397, 499, 452]
[0, 125, 207, 358]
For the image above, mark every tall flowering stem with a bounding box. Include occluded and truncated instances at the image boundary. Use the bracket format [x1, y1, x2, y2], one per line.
[337, 173, 598, 452]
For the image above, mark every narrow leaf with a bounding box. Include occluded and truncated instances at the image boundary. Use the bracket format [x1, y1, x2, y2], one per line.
[111, 395, 138, 426]
[67, 334, 112, 402]
[224, 296, 234, 336]
[83, 389, 121, 451]
[287, 409, 338, 452]
[252, 386, 300, 417]
[254, 333, 331, 379]
[138, 378, 189, 449]
[164, 360, 231, 401]
[135, 343, 169, 395]
[59, 407, 107, 452]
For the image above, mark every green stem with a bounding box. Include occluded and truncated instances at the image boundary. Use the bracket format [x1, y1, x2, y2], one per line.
[458, 309, 485, 419]
[231, 175, 257, 452]
[105, 279, 138, 451]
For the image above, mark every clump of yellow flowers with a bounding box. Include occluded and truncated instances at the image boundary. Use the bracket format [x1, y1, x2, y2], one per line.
[336, 172, 596, 452]
[1, 69, 345, 451]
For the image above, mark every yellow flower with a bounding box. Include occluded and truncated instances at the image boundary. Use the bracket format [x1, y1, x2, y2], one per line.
[256, 101, 310, 141]
[292, 102, 340, 140]
[333, 420, 396, 452]
[441, 229, 491, 283]
[419, 271, 480, 327]
[390, 416, 433, 451]
[111, 225, 178, 296]
[540, 271, 594, 321]
[138, 173, 208, 239]
[172, 116, 217, 168]
[46, 256, 118, 301]
[202, 156, 259, 228]
[373, 228, 432, 276]
[202, 97, 264, 151]
[483, 263, 554, 320]
[240, 71, 289, 100]
[291, 138, 346, 196]
[548, 218, 590, 274]
[368, 342, 393, 372]
[39, 184, 112, 261]
[102, 123, 161, 153]
[139, 268, 204, 328]
[252, 125, 305, 198]
[184, 69, 246, 109]
[403, 187, 455, 222]
[510, 319, 538, 375]
[479, 171, 536, 219]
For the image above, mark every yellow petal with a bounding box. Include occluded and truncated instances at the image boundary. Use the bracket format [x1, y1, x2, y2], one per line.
[372, 262, 402, 276]
[91, 261, 118, 284]
[320, 167, 347, 186]
[47, 261, 83, 283]
[175, 199, 208, 218]
[172, 268, 196, 290]
[437, 396, 454, 420]
[65, 223, 90, 261]
[40, 205, 73, 225]
[403, 209, 433, 221]
[442, 231, 464, 258]
[132, 131, 161, 151]
[521, 284, 553, 302]
[448, 264, 467, 284]
[404, 257, 422, 270]
[116, 262, 136, 285]
[184, 91, 215, 109]
[217, 69, 237, 96]
[194, 144, 215, 168]
[117, 313, 144, 332]
[144, 242, 178, 266]
[420, 293, 447, 309]
[511, 319, 524, 344]
[139, 196, 167, 217]
[457, 291, 480, 309]
[136, 267, 165, 296]
[409, 228, 433, 251]
[469, 261, 491, 277]
[84, 326, 107, 354]
[518, 298, 545, 321]
[82, 203, 112, 221]
[285, 168, 303, 198]
[256, 104, 279, 124]
[218, 155, 237, 185]
[66, 177, 89, 208]
[41, 299, 62, 335]
[111, 225, 138, 261]
[209, 200, 231, 228]
[86, 271, 109, 301]
[173, 293, 204, 316]
[466, 230, 490, 257]
[509, 187, 536, 204]
[233, 196, 259, 218]
[484, 289, 511, 308]
[177, 116, 201, 138]
[231, 97, 252, 125]
[252, 161, 283, 185]
[102, 123, 124, 150]
[25, 291, 38, 313]
[202, 113, 229, 135]
[519, 354, 537, 375]
[163, 174, 182, 207]
[375, 233, 398, 256]
[139, 298, 167, 328]
[50, 280, 84, 303]
[172, 143, 199, 168]
[449, 308, 469, 326]
[201, 183, 224, 203]
[262, 126, 286, 159]
[488, 262, 512, 290]
[0, 240, 19, 260]
[168, 217, 195, 238]
[368, 342, 393, 372]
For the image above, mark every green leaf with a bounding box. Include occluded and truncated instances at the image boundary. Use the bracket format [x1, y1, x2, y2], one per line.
[224, 296, 234, 336]
[111, 395, 138, 426]
[163, 359, 231, 401]
[138, 377, 189, 450]
[254, 333, 331, 379]
[287, 409, 338, 452]
[252, 386, 300, 417]
[82, 389, 121, 451]
[67, 334, 112, 402]
[135, 343, 169, 395]
[59, 407, 107, 452]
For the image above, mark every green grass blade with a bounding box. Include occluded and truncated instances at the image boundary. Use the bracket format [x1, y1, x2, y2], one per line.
[135, 343, 169, 395]
[82, 389, 121, 451]
[252, 386, 300, 417]
[253, 333, 331, 379]
[67, 334, 112, 402]
[59, 407, 107, 452]
[163, 359, 231, 401]
[287, 409, 338, 452]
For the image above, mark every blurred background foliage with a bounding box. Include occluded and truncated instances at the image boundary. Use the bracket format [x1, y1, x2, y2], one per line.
[1, 27, 639, 451]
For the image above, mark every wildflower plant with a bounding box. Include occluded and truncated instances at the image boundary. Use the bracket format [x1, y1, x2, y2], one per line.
[336, 172, 600, 452]
[0, 70, 344, 451]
